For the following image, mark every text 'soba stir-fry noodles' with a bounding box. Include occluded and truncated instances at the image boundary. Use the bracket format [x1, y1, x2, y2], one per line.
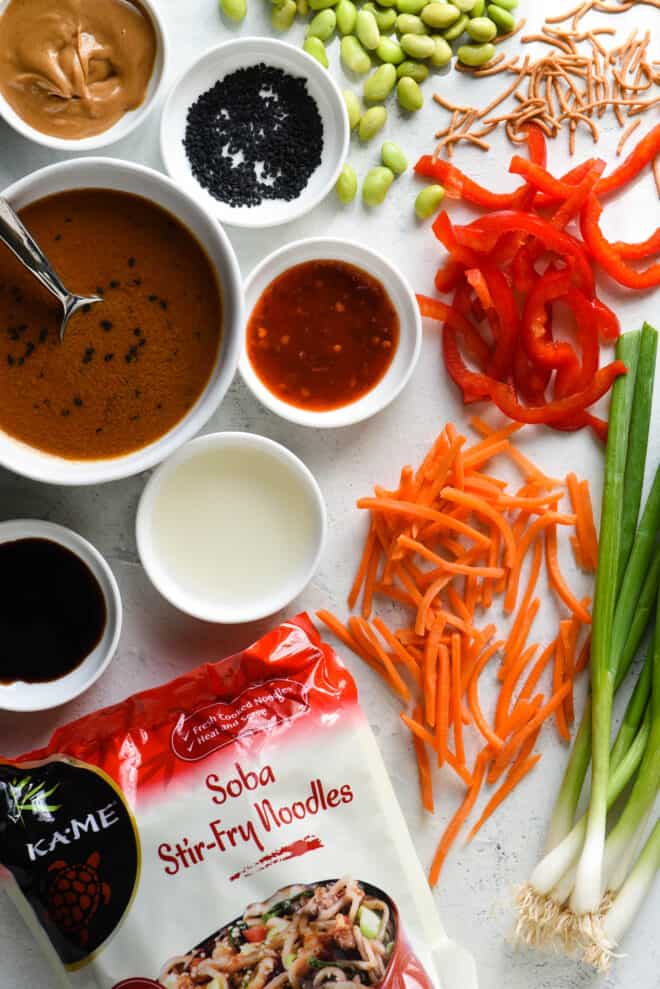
[0, 615, 455, 989]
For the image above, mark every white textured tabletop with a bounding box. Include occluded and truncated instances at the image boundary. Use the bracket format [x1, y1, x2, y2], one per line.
[0, 2, 658, 988]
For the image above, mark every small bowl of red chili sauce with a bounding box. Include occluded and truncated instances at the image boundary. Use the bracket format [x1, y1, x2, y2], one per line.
[239, 238, 422, 428]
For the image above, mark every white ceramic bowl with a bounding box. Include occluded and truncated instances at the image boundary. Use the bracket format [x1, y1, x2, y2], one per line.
[0, 0, 168, 151]
[239, 238, 422, 428]
[136, 432, 327, 624]
[0, 519, 122, 712]
[0, 157, 243, 485]
[160, 37, 350, 229]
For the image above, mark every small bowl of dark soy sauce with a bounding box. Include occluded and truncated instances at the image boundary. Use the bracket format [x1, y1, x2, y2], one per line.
[0, 520, 122, 712]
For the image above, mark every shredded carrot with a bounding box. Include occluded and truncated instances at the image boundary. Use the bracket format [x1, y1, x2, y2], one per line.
[410, 703, 434, 813]
[318, 420, 595, 878]
[429, 750, 490, 886]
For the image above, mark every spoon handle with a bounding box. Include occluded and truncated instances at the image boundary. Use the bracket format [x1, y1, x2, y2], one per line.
[0, 195, 70, 308]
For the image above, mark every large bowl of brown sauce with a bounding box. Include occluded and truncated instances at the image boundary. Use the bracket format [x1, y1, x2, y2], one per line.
[0, 157, 243, 485]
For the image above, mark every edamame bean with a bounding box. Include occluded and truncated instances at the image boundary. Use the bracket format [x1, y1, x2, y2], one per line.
[487, 3, 515, 32]
[341, 35, 372, 73]
[421, 2, 460, 29]
[415, 184, 445, 219]
[307, 8, 336, 38]
[336, 164, 358, 203]
[400, 32, 435, 58]
[466, 16, 497, 41]
[457, 41, 495, 65]
[363, 63, 397, 101]
[374, 0, 397, 7]
[442, 13, 468, 40]
[364, 2, 397, 29]
[452, 0, 476, 10]
[342, 89, 362, 129]
[396, 13, 427, 33]
[492, 0, 517, 9]
[358, 105, 388, 141]
[396, 59, 429, 82]
[303, 36, 329, 65]
[471, 0, 485, 14]
[309, 0, 338, 10]
[297, 0, 309, 14]
[272, 0, 296, 28]
[396, 0, 427, 14]
[220, 0, 246, 22]
[430, 36, 452, 66]
[356, 9, 380, 49]
[336, 0, 357, 32]
[362, 166, 394, 206]
[376, 37, 405, 63]
[397, 76, 423, 110]
[381, 140, 408, 174]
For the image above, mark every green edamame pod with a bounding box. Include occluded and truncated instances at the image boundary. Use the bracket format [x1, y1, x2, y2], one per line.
[363, 63, 397, 101]
[376, 37, 405, 63]
[421, 2, 460, 29]
[358, 105, 388, 141]
[307, 8, 336, 38]
[442, 13, 468, 40]
[336, 0, 357, 32]
[396, 59, 429, 82]
[395, 0, 427, 14]
[466, 16, 497, 41]
[336, 164, 358, 204]
[303, 36, 329, 65]
[342, 89, 362, 129]
[456, 41, 495, 65]
[272, 0, 296, 28]
[400, 32, 435, 58]
[396, 13, 427, 33]
[220, 0, 246, 22]
[340, 35, 372, 73]
[471, 0, 485, 14]
[381, 140, 408, 174]
[414, 183, 445, 219]
[430, 36, 452, 66]
[451, 0, 476, 10]
[356, 9, 381, 50]
[397, 75, 423, 111]
[492, 0, 517, 9]
[362, 166, 394, 206]
[487, 3, 515, 32]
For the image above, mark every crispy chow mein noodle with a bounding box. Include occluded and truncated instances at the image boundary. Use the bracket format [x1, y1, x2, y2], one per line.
[159, 878, 396, 989]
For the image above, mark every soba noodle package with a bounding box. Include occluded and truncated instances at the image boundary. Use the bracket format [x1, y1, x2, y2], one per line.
[0, 615, 477, 989]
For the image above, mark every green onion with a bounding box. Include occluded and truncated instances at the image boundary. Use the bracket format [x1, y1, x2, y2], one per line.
[571, 332, 640, 916]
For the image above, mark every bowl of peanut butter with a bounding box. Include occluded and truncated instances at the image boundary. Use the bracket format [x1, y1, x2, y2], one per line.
[0, 0, 167, 150]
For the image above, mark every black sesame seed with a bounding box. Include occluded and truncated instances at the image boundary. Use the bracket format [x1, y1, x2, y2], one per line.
[100, 320, 113, 332]
[148, 294, 158, 302]
[109, 280, 120, 289]
[104, 353, 114, 362]
[128, 257, 136, 268]
[73, 396, 83, 407]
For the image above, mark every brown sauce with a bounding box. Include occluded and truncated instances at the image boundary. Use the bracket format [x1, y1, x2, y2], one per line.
[0, 538, 106, 684]
[0, 188, 223, 459]
[0, 0, 157, 140]
[246, 260, 399, 412]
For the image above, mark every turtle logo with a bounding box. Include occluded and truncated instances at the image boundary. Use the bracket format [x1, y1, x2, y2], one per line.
[47, 851, 112, 947]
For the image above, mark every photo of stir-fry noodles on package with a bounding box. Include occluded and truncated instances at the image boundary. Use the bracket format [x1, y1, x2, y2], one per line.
[0, 615, 474, 989]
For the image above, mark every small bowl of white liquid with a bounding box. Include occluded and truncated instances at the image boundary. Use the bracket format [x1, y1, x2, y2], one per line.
[136, 432, 326, 623]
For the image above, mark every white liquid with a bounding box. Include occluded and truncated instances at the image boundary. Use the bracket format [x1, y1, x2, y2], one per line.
[149, 446, 320, 612]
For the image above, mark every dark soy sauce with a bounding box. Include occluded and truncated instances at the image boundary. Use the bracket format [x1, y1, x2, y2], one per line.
[0, 538, 106, 684]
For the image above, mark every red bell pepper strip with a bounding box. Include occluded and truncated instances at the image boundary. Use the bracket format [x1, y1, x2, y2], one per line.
[465, 268, 493, 310]
[522, 270, 579, 370]
[553, 287, 601, 397]
[416, 156, 534, 211]
[452, 280, 492, 369]
[611, 229, 660, 261]
[580, 194, 660, 290]
[455, 211, 595, 297]
[435, 258, 464, 294]
[591, 298, 620, 342]
[416, 294, 491, 403]
[509, 156, 574, 200]
[479, 264, 520, 380]
[551, 159, 606, 231]
[534, 160, 594, 207]
[551, 413, 609, 443]
[514, 347, 551, 406]
[512, 244, 536, 294]
[524, 124, 547, 168]
[595, 122, 660, 198]
[487, 361, 628, 424]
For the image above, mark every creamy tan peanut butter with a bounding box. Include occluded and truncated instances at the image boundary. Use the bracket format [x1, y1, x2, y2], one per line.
[0, 0, 157, 140]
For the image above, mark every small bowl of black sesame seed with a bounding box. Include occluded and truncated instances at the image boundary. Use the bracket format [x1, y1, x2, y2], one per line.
[160, 37, 350, 229]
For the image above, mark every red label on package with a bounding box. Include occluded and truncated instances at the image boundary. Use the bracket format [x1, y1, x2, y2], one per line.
[171, 678, 309, 762]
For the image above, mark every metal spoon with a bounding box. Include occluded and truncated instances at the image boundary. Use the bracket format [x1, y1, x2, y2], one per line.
[0, 196, 102, 342]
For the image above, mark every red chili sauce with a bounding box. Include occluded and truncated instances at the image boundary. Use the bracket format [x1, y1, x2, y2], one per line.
[246, 259, 399, 412]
